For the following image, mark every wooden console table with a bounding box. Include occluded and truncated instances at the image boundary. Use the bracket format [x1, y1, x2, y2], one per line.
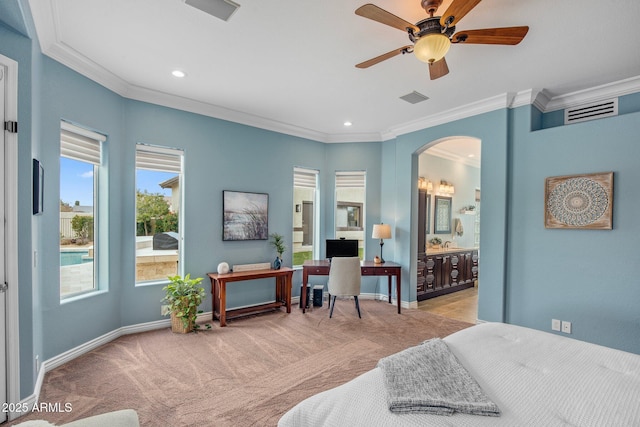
[207, 267, 293, 327]
[301, 260, 401, 314]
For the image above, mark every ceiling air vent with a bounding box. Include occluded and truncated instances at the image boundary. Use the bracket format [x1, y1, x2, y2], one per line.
[564, 98, 618, 125]
[400, 91, 429, 104]
[185, 0, 240, 22]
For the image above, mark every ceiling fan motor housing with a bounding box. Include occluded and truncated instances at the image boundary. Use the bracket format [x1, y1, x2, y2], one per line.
[416, 17, 455, 39]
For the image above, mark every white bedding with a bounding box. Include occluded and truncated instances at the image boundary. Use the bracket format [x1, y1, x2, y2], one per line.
[279, 322, 640, 426]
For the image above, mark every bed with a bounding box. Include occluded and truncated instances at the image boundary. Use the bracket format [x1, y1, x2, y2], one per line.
[279, 322, 640, 426]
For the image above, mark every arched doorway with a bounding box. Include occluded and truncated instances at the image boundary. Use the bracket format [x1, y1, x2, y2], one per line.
[415, 136, 481, 323]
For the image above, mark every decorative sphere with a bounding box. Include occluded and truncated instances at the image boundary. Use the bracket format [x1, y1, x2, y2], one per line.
[217, 262, 230, 274]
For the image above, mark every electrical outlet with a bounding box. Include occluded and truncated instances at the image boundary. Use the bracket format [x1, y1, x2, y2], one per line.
[561, 321, 572, 334]
[551, 319, 561, 331]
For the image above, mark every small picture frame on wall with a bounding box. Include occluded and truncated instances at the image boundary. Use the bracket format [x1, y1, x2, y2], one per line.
[33, 158, 44, 215]
[544, 172, 613, 229]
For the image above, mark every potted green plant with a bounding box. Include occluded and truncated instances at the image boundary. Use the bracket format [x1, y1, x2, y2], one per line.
[162, 274, 209, 333]
[269, 233, 286, 269]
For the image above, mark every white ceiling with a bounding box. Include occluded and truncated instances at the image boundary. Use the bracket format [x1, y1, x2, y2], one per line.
[28, 0, 640, 146]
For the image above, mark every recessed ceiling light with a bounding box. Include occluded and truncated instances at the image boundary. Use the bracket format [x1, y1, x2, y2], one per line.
[172, 70, 186, 78]
[344, 121, 353, 127]
[468, 154, 475, 158]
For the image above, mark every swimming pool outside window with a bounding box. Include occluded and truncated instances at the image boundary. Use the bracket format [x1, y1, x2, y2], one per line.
[59, 121, 106, 299]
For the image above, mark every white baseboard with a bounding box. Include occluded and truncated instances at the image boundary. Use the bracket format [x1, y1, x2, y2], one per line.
[12, 312, 213, 421]
[293, 292, 414, 309]
[17, 293, 419, 420]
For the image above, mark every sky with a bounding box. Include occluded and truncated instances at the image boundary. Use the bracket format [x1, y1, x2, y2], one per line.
[60, 157, 175, 206]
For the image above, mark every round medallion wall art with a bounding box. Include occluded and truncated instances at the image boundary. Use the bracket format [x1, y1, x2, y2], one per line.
[544, 172, 614, 229]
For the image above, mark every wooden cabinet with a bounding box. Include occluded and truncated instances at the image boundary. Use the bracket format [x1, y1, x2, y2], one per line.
[417, 248, 478, 301]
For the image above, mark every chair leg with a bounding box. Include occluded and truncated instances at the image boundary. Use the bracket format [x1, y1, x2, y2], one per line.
[327, 293, 331, 309]
[354, 296, 361, 318]
[329, 295, 337, 318]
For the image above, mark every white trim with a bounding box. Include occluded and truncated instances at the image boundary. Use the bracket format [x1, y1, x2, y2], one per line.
[28, 1, 640, 143]
[292, 291, 412, 309]
[43, 312, 211, 371]
[12, 313, 210, 421]
[0, 53, 21, 422]
[535, 75, 640, 113]
[26, 1, 640, 142]
[385, 93, 512, 140]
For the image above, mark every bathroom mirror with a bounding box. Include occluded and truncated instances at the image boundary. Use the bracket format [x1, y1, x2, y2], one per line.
[434, 196, 452, 234]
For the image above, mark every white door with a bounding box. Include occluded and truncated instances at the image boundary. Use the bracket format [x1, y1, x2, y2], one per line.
[0, 64, 7, 424]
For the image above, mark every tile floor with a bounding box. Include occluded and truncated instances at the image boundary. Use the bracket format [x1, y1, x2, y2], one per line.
[417, 286, 478, 324]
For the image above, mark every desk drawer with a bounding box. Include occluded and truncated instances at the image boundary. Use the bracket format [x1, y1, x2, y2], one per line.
[307, 267, 330, 275]
[362, 267, 398, 276]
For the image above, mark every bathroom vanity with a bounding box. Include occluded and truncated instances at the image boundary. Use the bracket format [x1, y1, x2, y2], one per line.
[417, 247, 478, 301]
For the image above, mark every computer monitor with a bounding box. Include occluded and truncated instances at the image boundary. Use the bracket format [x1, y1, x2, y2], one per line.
[325, 239, 359, 259]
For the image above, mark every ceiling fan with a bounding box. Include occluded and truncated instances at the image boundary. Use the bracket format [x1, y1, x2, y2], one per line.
[355, 0, 529, 80]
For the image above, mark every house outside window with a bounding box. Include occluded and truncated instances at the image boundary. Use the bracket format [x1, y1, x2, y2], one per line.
[293, 167, 319, 266]
[59, 122, 106, 299]
[135, 144, 184, 284]
[335, 171, 366, 259]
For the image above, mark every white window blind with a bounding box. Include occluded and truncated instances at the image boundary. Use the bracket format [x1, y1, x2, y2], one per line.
[335, 171, 365, 188]
[294, 167, 318, 188]
[60, 122, 106, 165]
[136, 144, 183, 173]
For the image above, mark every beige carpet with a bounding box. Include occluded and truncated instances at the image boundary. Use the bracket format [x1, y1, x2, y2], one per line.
[17, 300, 472, 427]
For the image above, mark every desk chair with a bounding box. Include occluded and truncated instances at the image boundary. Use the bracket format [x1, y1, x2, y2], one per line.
[327, 256, 362, 318]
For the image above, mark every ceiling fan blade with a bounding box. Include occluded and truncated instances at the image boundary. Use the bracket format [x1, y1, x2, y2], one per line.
[356, 46, 412, 68]
[429, 57, 449, 80]
[452, 26, 529, 45]
[355, 4, 419, 33]
[439, 0, 482, 27]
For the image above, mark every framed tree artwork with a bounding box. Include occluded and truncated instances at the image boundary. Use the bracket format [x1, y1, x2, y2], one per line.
[223, 190, 269, 240]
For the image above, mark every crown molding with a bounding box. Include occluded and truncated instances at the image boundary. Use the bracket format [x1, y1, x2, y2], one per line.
[27, 1, 640, 143]
[426, 144, 481, 169]
[385, 93, 512, 140]
[124, 83, 329, 142]
[534, 75, 640, 113]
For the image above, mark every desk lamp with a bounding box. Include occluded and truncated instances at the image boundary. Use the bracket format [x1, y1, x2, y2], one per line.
[372, 223, 392, 263]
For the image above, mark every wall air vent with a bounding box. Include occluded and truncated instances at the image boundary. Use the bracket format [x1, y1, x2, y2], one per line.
[185, 0, 240, 22]
[400, 91, 429, 104]
[564, 98, 618, 125]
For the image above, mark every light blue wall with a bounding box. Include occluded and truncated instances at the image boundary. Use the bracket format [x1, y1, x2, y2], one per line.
[507, 104, 640, 353]
[384, 110, 510, 319]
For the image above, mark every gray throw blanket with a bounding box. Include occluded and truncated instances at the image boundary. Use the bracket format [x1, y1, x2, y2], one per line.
[377, 338, 501, 416]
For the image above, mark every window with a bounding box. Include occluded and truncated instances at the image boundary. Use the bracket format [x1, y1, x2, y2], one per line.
[335, 171, 366, 259]
[135, 144, 184, 284]
[293, 167, 319, 266]
[59, 122, 106, 299]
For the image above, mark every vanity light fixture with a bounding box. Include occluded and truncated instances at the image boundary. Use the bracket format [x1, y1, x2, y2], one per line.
[438, 180, 455, 195]
[418, 177, 433, 192]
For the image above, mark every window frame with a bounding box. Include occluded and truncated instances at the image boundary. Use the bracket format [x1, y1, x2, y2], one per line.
[134, 143, 185, 286]
[59, 121, 107, 301]
[334, 170, 366, 259]
[293, 167, 320, 267]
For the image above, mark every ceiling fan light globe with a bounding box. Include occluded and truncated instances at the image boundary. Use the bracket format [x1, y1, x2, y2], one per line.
[413, 33, 451, 63]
